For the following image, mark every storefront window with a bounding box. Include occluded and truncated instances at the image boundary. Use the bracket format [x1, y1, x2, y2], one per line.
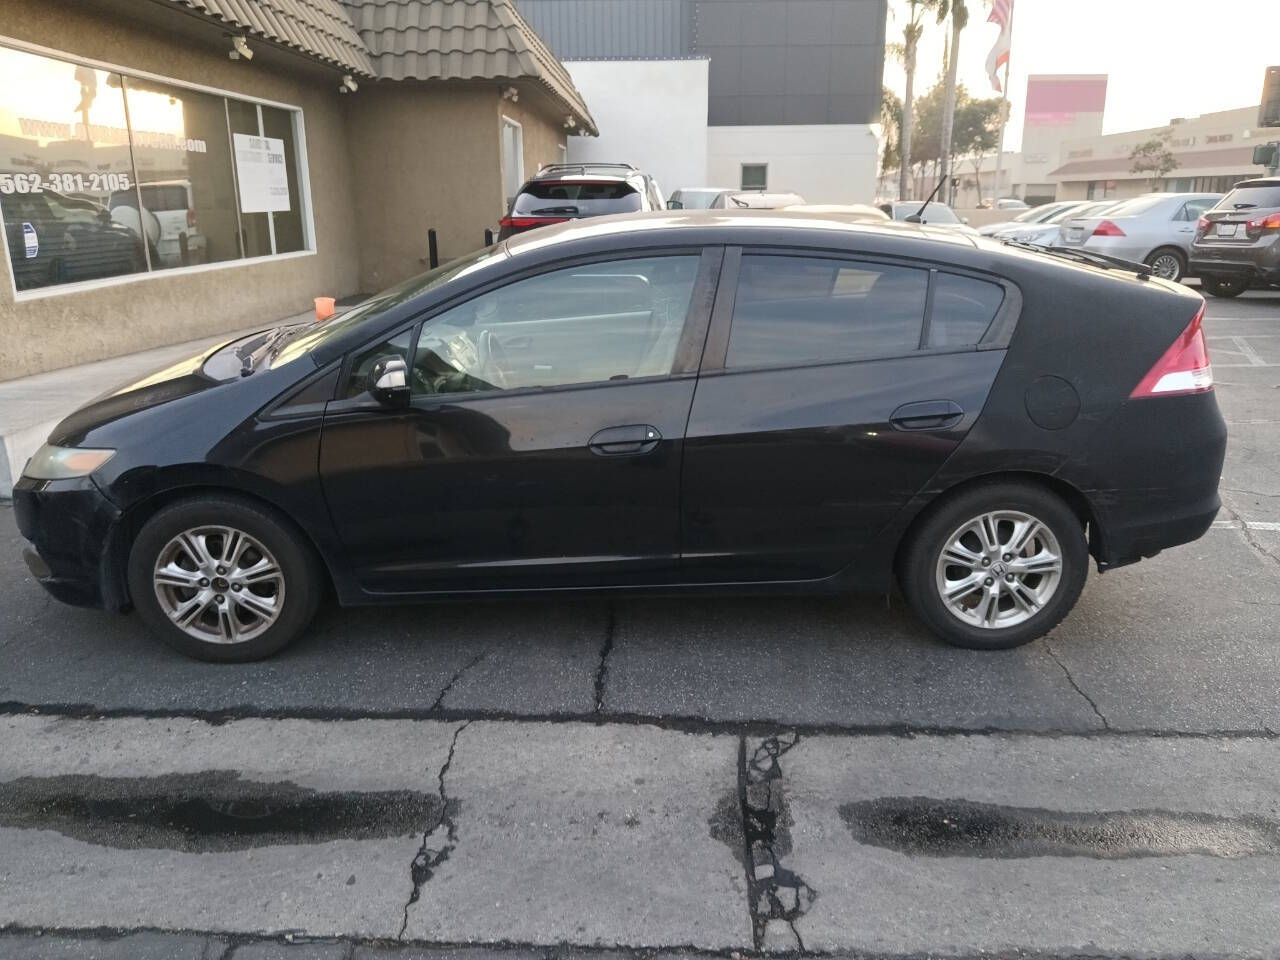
[0, 47, 147, 291]
[0, 42, 312, 294]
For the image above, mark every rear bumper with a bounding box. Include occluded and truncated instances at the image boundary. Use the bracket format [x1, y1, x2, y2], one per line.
[1066, 392, 1227, 567]
[1189, 258, 1280, 283]
[12, 475, 125, 609]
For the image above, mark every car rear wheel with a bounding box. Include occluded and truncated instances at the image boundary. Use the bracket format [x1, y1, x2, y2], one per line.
[899, 482, 1089, 650]
[1202, 276, 1248, 298]
[127, 496, 322, 662]
[1145, 247, 1186, 282]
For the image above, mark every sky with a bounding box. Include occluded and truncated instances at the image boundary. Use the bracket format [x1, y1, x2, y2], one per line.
[881, 0, 1280, 151]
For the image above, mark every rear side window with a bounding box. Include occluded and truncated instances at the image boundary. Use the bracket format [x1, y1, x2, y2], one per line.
[726, 255, 929, 369]
[512, 180, 641, 217]
[1216, 183, 1280, 210]
[928, 274, 1004, 348]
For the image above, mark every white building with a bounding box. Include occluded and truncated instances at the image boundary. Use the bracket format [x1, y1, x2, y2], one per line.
[518, 0, 887, 204]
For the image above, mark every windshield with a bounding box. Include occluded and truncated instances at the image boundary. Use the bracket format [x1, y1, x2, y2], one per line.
[1216, 183, 1280, 210]
[269, 248, 501, 369]
[674, 190, 721, 210]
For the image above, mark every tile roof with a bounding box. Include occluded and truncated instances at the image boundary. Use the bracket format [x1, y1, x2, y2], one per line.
[343, 0, 596, 133]
[161, 0, 376, 76]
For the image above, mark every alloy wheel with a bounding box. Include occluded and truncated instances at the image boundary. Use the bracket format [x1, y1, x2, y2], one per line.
[934, 510, 1064, 630]
[152, 525, 286, 644]
[1148, 252, 1183, 281]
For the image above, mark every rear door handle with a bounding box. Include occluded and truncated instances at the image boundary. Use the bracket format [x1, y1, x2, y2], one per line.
[588, 424, 662, 456]
[889, 400, 964, 431]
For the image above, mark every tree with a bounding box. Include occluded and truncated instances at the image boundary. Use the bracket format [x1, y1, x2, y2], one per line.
[909, 79, 947, 195]
[953, 96, 1001, 203]
[934, 0, 969, 205]
[1129, 128, 1179, 188]
[880, 87, 903, 177]
[895, 0, 941, 200]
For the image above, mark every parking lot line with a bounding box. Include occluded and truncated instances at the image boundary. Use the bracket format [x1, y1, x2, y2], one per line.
[1212, 520, 1280, 532]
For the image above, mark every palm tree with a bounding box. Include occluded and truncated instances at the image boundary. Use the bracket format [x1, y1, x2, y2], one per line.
[936, 0, 968, 206]
[896, 0, 939, 201]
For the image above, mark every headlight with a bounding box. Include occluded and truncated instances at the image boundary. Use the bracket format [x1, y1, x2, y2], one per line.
[22, 444, 116, 480]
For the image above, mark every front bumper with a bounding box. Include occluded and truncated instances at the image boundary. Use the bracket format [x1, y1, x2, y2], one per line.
[12, 475, 125, 609]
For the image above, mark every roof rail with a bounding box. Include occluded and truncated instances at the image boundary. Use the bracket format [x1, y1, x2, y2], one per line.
[536, 162, 637, 175]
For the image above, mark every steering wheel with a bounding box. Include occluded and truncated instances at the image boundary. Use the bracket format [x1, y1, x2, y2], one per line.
[477, 329, 510, 390]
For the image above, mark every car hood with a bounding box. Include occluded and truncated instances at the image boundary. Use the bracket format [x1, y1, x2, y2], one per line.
[48, 332, 265, 446]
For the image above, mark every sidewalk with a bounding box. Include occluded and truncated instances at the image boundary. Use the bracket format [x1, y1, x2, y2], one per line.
[0, 310, 314, 498]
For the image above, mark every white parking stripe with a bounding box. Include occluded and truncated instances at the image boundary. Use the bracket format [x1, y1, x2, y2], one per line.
[1231, 337, 1267, 366]
[1213, 520, 1280, 532]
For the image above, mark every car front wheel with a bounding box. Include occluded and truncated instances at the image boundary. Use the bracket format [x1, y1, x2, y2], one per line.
[899, 482, 1089, 650]
[1201, 276, 1248, 298]
[127, 495, 323, 662]
[1145, 247, 1186, 282]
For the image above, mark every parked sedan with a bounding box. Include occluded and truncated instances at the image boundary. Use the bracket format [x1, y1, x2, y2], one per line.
[977, 200, 1093, 237]
[1001, 200, 1123, 245]
[14, 212, 1225, 661]
[1056, 192, 1221, 281]
[879, 201, 977, 233]
[1191, 178, 1280, 298]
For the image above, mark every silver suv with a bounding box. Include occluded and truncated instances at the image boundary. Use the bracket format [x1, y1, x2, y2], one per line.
[1191, 178, 1280, 298]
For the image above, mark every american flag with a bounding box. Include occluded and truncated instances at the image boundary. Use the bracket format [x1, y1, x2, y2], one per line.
[986, 0, 1014, 93]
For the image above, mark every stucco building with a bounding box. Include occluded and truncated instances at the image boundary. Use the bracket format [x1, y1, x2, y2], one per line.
[0, 0, 595, 380]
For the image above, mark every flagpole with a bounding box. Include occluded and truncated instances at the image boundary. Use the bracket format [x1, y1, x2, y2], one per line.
[991, 0, 1014, 204]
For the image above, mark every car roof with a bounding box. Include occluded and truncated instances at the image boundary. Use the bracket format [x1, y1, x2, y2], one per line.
[530, 163, 641, 182]
[502, 209, 979, 257]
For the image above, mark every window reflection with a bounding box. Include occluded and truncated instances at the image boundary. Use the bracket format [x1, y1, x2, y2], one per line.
[0, 47, 148, 290]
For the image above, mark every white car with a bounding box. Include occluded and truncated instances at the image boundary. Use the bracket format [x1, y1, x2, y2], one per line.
[998, 200, 1126, 245]
[110, 180, 206, 268]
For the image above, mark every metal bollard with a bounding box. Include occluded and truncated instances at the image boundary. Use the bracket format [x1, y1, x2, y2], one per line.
[428, 229, 439, 269]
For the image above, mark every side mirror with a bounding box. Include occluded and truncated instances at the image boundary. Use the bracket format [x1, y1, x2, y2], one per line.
[666, 199, 683, 210]
[368, 355, 410, 406]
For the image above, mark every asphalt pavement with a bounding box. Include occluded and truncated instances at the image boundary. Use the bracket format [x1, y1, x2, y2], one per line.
[1, 288, 1278, 959]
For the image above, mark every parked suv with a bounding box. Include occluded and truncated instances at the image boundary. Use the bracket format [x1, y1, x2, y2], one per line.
[1191, 178, 1280, 297]
[109, 180, 206, 268]
[498, 163, 663, 240]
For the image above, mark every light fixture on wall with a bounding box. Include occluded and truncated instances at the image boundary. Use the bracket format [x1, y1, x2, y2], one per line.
[502, 86, 519, 102]
[228, 35, 253, 60]
[563, 116, 577, 130]
[339, 74, 359, 94]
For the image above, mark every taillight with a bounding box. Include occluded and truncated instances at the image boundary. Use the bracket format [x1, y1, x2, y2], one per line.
[499, 216, 570, 229]
[1092, 219, 1126, 237]
[1245, 212, 1280, 238]
[1196, 214, 1211, 237]
[1129, 304, 1213, 398]
[186, 208, 197, 228]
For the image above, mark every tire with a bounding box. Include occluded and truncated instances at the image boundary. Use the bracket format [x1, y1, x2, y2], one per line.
[127, 495, 323, 662]
[899, 481, 1089, 650]
[1145, 247, 1186, 282]
[1202, 275, 1248, 298]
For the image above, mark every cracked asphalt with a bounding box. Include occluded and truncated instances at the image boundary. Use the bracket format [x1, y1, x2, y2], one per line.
[1, 289, 1278, 959]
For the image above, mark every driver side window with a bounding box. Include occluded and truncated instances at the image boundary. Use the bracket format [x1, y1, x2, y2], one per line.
[410, 255, 700, 396]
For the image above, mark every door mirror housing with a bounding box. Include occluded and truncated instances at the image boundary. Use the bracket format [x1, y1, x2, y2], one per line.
[666, 199, 684, 209]
[369, 355, 410, 406]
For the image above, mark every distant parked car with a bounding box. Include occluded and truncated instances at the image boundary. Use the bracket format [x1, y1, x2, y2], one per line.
[1056, 192, 1222, 281]
[977, 200, 1092, 237]
[667, 187, 732, 210]
[110, 180, 207, 268]
[782, 203, 890, 220]
[880, 200, 977, 233]
[710, 190, 806, 209]
[498, 163, 664, 240]
[1191, 178, 1280, 298]
[1000, 200, 1124, 245]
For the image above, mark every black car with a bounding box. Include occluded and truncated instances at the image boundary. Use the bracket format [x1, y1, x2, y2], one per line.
[2, 189, 150, 291]
[1191, 178, 1280, 297]
[497, 163, 664, 240]
[14, 212, 1226, 661]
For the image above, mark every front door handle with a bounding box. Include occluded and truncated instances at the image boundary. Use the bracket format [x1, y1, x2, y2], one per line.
[588, 424, 662, 456]
[889, 399, 964, 431]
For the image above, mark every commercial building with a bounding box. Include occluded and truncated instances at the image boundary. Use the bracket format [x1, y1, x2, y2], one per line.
[518, 0, 887, 203]
[0, 0, 596, 381]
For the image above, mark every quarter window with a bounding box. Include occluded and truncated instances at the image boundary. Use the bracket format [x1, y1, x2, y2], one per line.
[725, 255, 929, 369]
[410, 256, 700, 395]
[928, 273, 1004, 348]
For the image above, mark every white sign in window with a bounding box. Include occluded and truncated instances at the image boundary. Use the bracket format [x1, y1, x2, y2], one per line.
[233, 133, 291, 213]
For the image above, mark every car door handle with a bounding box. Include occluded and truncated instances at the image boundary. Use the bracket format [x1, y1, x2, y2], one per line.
[889, 400, 964, 431]
[588, 424, 661, 456]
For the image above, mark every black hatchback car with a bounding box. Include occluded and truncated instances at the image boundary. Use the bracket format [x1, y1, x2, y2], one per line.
[14, 213, 1226, 661]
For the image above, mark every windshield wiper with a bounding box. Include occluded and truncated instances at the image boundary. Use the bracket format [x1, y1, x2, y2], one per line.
[532, 205, 579, 215]
[236, 324, 304, 377]
[1000, 238, 1152, 280]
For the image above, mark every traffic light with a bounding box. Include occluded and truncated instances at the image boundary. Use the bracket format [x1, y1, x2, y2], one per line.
[1262, 66, 1280, 128]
